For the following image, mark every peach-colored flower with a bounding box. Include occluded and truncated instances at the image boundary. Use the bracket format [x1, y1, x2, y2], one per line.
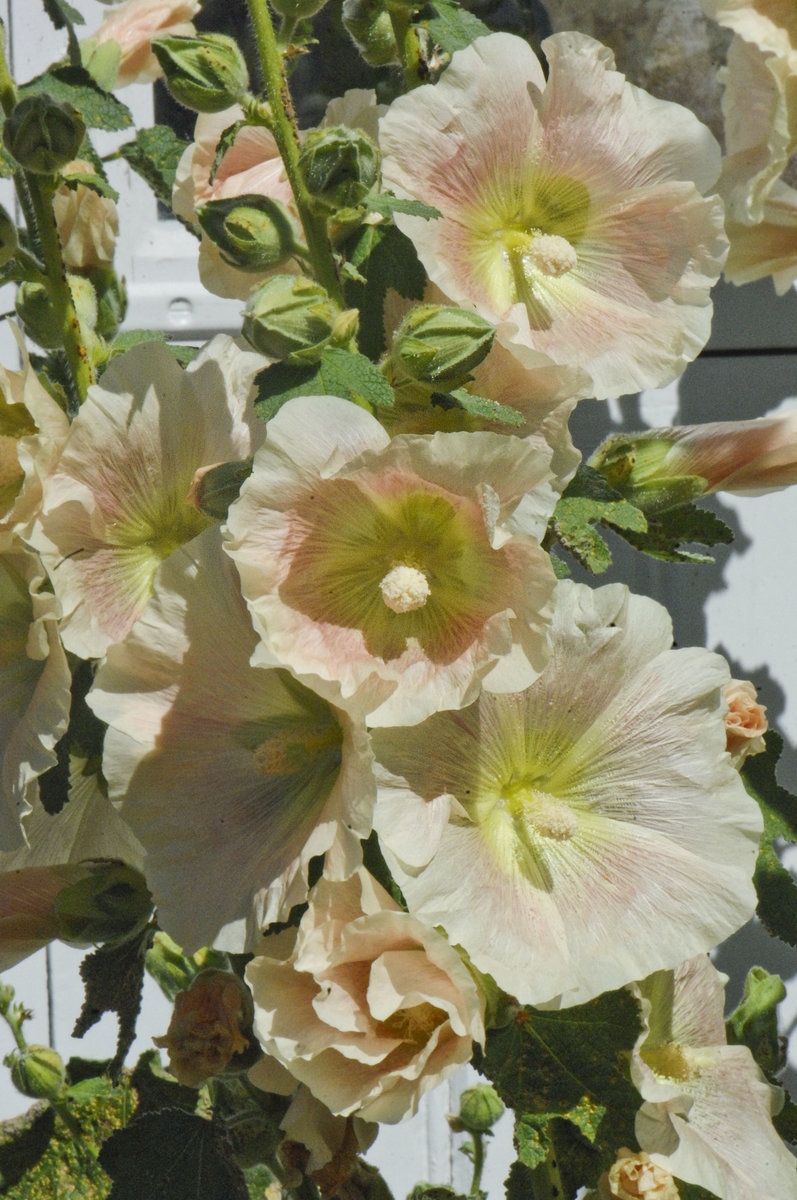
[154, 969, 251, 1087]
[723, 678, 768, 765]
[87, 0, 200, 87]
[53, 159, 118, 271]
[379, 32, 726, 400]
[247, 868, 485, 1124]
[598, 1148, 680, 1200]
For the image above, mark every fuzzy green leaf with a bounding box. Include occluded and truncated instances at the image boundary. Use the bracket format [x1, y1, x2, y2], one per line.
[614, 501, 734, 564]
[550, 465, 647, 574]
[42, 0, 84, 27]
[342, 222, 426, 358]
[21, 67, 131, 131]
[365, 192, 441, 221]
[74, 933, 151, 1077]
[62, 170, 119, 203]
[117, 126, 191, 212]
[254, 347, 394, 421]
[437, 387, 525, 427]
[742, 731, 797, 947]
[426, 0, 490, 51]
[208, 120, 247, 186]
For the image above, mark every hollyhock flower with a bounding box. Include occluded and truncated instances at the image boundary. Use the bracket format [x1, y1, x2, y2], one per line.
[724, 178, 797, 291]
[631, 954, 797, 1200]
[30, 335, 265, 659]
[246, 868, 485, 1123]
[88, 527, 374, 952]
[53, 159, 118, 271]
[154, 969, 252, 1087]
[597, 1148, 680, 1200]
[85, 0, 200, 87]
[723, 678, 768, 765]
[224, 394, 563, 728]
[379, 31, 726, 400]
[371, 580, 762, 1007]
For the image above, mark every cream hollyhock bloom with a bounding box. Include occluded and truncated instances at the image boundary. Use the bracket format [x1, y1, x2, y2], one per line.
[247, 868, 485, 1124]
[224, 394, 563, 728]
[723, 678, 768, 765]
[631, 954, 797, 1200]
[371, 580, 762, 1007]
[379, 32, 726, 400]
[724, 179, 797, 291]
[598, 1148, 680, 1200]
[86, 0, 200, 87]
[88, 527, 374, 953]
[30, 335, 265, 659]
[53, 159, 119, 271]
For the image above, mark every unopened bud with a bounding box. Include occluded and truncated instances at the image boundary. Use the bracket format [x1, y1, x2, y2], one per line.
[68, 272, 98, 331]
[299, 126, 380, 213]
[88, 266, 127, 339]
[342, 0, 398, 66]
[54, 862, 152, 947]
[448, 1083, 504, 1134]
[15, 281, 61, 349]
[588, 433, 706, 516]
[151, 33, 249, 113]
[3, 95, 86, 175]
[243, 274, 356, 363]
[0, 204, 18, 267]
[154, 969, 253, 1088]
[197, 194, 300, 273]
[393, 304, 494, 385]
[9, 1045, 65, 1102]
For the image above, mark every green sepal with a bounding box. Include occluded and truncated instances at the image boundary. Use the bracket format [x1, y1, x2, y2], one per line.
[19, 67, 132, 132]
[725, 966, 787, 1080]
[742, 730, 797, 947]
[436, 387, 524, 427]
[364, 191, 441, 221]
[254, 346, 395, 420]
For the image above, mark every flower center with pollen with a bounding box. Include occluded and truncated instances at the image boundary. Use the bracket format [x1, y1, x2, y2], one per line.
[502, 783, 579, 840]
[379, 563, 431, 613]
[503, 228, 578, 281]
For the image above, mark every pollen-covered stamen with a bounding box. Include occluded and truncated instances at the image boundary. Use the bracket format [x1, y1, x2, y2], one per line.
[526, 233, 577, 277]
[502, 783, 579, 840]
[379, 563, 431, 613]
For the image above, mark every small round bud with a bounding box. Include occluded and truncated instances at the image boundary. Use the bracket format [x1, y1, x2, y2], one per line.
[54, 862, 152, 947]
[87, 266, 127, 339]
[449, 1083, 504, 1134]
[15, 281, 62, 349]
[9, 1045, 65, 1102]
[151, 33, 249, 113]
[393, 304, 495, 385]
[299, 126, 380, 213]
[342, 0, 398, 66]
[243, 274, 347, 363]
[0, 204, 19, 268]
[197, 194, 300, 273]
[3, 95, 86, 176]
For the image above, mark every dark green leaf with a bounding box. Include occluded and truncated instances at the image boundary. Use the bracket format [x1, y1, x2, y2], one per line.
[117, 126, 192, 213]
[615, 501, 734, 564]
[436, 387, 524, 427]
[39, 658, 107, 814]
[342, 223, 425, 358]
[774, 1094, 797, 1146]
[208, 120, 246, 186]
[254, 347, 394, 421]
[742, 731, 797, 946]
[74, 931, 151, 1076]
[129, 1050, 201, 1117]
[677, 1183, 721, 1200]
[20, 67, 131, 131]
[426, 0, 490, 52]
[42, 0, 85, 27]
[62, 169, 119, 203]
[549, 465, 647, 574]
[193, 458, 253, 520]
[364, 192, 441, 221]
[99, 1111, 249, 1200]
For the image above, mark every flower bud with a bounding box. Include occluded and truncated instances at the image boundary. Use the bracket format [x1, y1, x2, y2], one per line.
[448, 1083, 504, 1134]
[9, 1045, 65, 1102]
[3, 95, 86, 176]
[726, 966, 786, 1078]
[153, 968, 253, 1087]
[0, 204, 19, 267]
[342, 0, 398, 66]
[88, 266, 127, 339]
[392, 304, 495, 385]
[196, 194, 300, 273]
[68, 272, 98, 331]
[299, 126, 380, 213]
[151, 33, 249, 113]
[187, 457, 253, 519]
[15, 281, 62, 349]
[723, 679, 767, 768]
[54, 862, 152, 947]
[243, 274, 357, 363]
[588, 432, 706, 516]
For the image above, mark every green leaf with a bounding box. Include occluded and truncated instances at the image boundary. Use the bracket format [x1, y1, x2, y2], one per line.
[62, 169, 119, 203]
[208, 120, 246, 186]
[192, 458, 253, 520]
[436, 387, 524, 428]
[342, 222, 426, 358]
[254, 347, 394, 421]
[73, 932, 151, 1077]
[117, 126, 192, 213]
[364, 192, 441, 221]
[42, 0, 85, 27]
[81, 39, 123, 92]
[549, 464, 647, 574]
[742, 731, 797, 946]
[677, 1183, 721, 1200]
[774, 1094, 797, 1145]
[20, 67, 131, 132]
[102, 330, 198, 373]
[99, 1111, 249, 1200]
[426, 0, 490, 52]
[0, 144, 16, 177]
[614, 501, 734, 564]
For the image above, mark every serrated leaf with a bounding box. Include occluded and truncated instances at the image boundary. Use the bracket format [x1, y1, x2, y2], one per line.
[365, 192, 441, 220]
[426, 0, 490, 52]
[62, 170, 119, 203]
[117, 126, 191, 213]
[99, 1111, 249, 1200]
[742, 731, 797, 946]
[20, 67, 131, 131]
[437, 387, 525, 427]
[254, 347, 394, 421]
[615, 501, 734, 564]
[550, 464, 647, 574]
[342, 223, 425, 358]
[208, 120, 246, 186]
[42, 0, 84, 27]
[74, 932, 151, 1076]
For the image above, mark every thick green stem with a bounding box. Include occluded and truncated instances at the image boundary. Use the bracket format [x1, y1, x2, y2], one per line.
[244, 0, 345, 306]
[468, 1131, 486, 1200]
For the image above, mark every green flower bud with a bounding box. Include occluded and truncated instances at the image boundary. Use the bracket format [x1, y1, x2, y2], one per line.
[9, 1045, 65, 1102]
[243, 274, 357, 363]
[726, 966, 787, 1078]
[449, 1083, 504, 1134]
[299, 126, 380, 213]
[270, 0, 329, 18]
[342, 0, 398, 66]
[0, 982, 14, 1015]
[588, 432, 707, 515]
[151, 34, 249, 114]
[87, 266, 127, 339]
[67, 272, 98, 331]
[0, 203, 18, 267]
[393, 304, 495, 385]
[54, 862, 152, 947]
[197, 194, 301, 273]
[3, 95, 86, 176]
[15, 281, 61, 349]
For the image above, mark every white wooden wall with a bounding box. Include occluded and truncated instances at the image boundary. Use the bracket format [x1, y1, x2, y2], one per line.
[0, 2, 795, 1194]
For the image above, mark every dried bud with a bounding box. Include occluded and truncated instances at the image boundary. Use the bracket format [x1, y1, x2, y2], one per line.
[154, 969, 253, 1087]
[151, 33, 249, 113]
[3, 95, 86, 176]
[299, 126, 380, 213]
[392, 304, 494, 385]
[243, 274, 357, 363]
[54, 862, 152, 947]
[449, 1083, 504, 1134]
[196, 194, 300, 273]
[0, 204, 18, 267]
[15, 281, 62, 349]
[342, 0, 398, 66]
[9, 1045, 65, 1102]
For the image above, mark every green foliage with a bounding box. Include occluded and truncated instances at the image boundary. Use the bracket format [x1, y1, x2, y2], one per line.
[117, 126, 192, 214]
[61, 168, 119, 203]
[38, 658, 108, 815]
[342, 222, 426, 358]
[614, 501, 733, 564]
[253, 346, 395, 420]
[364, 192, 442, 220]
[774, 1095, 797, 1146]
[742, 731, 797, 947]
[726, 966, 787, 1079]
[425, 0, 490, 52]
[41, 0, 84, 28]
[438, 387, 524, 427]
[74, 932, 152, 1077]
[98, 1111, 249, 1200]
[548, 465, 647, 574]
[20, 68, 132, 132]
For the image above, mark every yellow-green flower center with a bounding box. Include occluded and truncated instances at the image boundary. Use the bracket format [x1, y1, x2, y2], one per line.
[378, 1000, 446, 1047]
[642, 1042, 693, 1084]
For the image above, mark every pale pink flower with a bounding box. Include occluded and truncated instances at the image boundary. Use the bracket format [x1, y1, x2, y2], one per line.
[88, 527, 374, 953]
[53, 159, 119, 271]
[247, 868, 485, 1124]
[30, 335, 265, 659]
[371, 580, 762, 1007]
[631, 954, 797, 1200]
[224, 394, 563, 728]
[723, 678, 768, 765]
[379, 31, 726, 400]
[87, 0, 200, 87]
